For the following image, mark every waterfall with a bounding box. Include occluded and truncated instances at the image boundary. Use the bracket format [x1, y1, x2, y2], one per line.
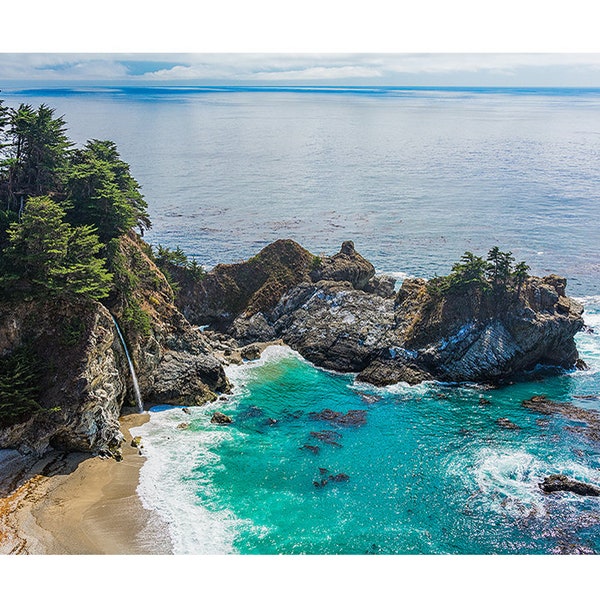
[111, 315, 144, 413]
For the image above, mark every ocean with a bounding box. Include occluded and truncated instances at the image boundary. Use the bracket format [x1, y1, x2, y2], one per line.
[3, 86, 599, 553]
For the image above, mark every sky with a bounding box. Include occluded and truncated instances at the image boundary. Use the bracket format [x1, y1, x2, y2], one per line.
[2, 53, 600, 88]
[2, 1, 600, 88]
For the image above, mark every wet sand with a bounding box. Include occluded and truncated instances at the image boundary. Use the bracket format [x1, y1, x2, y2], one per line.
[0, 412, 172, 555]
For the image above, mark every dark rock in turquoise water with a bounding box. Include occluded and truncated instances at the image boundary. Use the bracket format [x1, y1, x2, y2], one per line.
[211, 412, 233, 425]
[310, 430, 343, 447]
[539, 474, 600, 496]
[300, 444, 320, 454]
[522, 395, 600, 443]
[313, 472, 350, 488]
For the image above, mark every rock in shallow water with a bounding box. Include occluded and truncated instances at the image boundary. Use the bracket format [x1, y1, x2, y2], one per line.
[211, 412, 233, 425]
[539, 474, 600, 497]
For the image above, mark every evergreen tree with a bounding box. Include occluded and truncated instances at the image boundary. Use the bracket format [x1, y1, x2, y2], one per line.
[2, 196, 112, 300]
[448, 251, 489, 289]
[512, 261, 530, 295]
[3, 104, 71, 209]
[65, 139, 150, 242]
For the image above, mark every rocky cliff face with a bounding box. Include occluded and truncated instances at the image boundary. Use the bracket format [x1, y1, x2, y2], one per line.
[174, 239, 585, 387]
[108, 234, 229, 407]
[0, 233, 230, 456]
[168, 239, 316, 330]
[0, 298, 127, 455]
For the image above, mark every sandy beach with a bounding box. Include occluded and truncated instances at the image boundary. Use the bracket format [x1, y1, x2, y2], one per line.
[0, 412, 172, 555]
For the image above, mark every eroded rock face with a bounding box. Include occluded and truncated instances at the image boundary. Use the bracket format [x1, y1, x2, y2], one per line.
[169, 239, 585, 388]
[0, 234, 231, 456]
[0, 298, 127, 455]
[166, 239, 315, 328]
[310, 240, 376, 291]
[109, 234, 230, 407]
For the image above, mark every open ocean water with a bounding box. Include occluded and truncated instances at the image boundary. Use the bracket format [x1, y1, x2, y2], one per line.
[4, 86, 600, 553]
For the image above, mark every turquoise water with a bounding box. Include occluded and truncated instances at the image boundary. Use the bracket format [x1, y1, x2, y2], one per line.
[132, 301, 600, 554]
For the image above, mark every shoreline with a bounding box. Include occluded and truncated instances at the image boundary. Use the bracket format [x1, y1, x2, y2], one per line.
[0, 412, 172, 555]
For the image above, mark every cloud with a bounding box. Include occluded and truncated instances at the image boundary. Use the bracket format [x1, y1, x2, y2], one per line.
[2, 53, 600, 85]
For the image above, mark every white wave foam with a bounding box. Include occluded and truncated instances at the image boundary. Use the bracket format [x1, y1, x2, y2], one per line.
[447, 447, 600, 519]
[225, 344, 305, 390]
[131, 408, 262, 554]
[574, 295, 600, 307]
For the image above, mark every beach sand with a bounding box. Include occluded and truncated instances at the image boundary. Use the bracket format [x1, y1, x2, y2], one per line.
[0, 412, 172, 555]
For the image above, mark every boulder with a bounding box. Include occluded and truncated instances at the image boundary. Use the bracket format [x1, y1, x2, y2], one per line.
[310, 241, 376, 291]
[211, 412, 233, 425]
[240, 344, 262, 361]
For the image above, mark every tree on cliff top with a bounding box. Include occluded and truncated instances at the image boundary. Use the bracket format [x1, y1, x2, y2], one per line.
[427, 248, 530, 297]
[1, 104, 71, 209]
[65, 139, 151, 242]
[1, 196, 112, 300]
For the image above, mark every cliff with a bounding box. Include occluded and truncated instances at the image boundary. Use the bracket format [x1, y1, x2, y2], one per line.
[173, 240, 585, 387]
[0, 233, 229, 456]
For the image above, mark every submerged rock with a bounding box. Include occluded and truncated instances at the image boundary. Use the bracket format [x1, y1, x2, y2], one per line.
[496, 418, 520, 430]
[313, 472, 350, 488]
[300, 444, 320, 454]
[310, 430, 343, 447]
[539, 474, 600, 497]
[308, 408, 367, 426]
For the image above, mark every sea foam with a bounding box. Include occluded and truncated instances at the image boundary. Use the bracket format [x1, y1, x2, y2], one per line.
[131, 406, 252, 554]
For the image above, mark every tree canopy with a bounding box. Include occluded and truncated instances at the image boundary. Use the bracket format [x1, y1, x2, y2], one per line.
[427, 247, 531, 297]
[0, 101, 151, 303]
[1, 196, 113, 300]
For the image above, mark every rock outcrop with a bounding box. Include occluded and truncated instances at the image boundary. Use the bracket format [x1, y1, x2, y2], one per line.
[540, 475, 600, 497]
[172, 239, 585, 387]
[0, 233, 230, 456]
[167, 239, 316, 330]
[0, 298, 127, 455]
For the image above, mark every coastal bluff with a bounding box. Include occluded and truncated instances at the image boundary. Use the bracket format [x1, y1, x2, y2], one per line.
[172, 239, 585, 387]
[0, 233, 229, 456]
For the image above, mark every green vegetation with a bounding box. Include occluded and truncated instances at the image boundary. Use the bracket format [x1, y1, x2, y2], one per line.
[0, 101, 151, 304]
[153, 244, 206, 283]
[0, 100, 159, 427]
[0, 344, 43, 427]
[1, 196, 113, 300]
[427, 247, 530, 297]
[310, 255, 323, 270]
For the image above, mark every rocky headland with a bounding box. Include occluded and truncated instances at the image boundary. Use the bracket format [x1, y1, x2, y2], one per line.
[168, 239, 585, 388]
[0, 233, 229, 457]
[0, 236, 585, 461]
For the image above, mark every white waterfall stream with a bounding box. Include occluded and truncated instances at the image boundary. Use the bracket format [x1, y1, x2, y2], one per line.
[111, 315, 144, 413]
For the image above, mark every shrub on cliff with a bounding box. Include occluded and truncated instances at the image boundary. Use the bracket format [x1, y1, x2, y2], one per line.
[0, 344, 43, 427]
